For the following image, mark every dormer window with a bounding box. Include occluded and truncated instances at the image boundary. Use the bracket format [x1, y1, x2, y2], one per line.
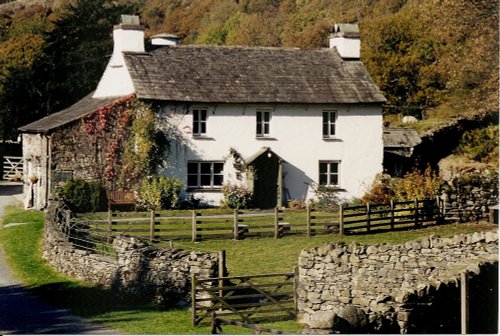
[322, 110, 337, 138]
[256, 110, 271, 137]
[193, 108, 207, 136]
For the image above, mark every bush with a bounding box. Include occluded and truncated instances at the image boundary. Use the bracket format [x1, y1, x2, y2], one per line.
[311, 184, 340, 209]
[362, 167, 443, 203]
[222, 184, 253, 209]
[139, 176, 182, 211]
[456, 124, 499, 165]
[58, 178, 107, 212]
[287, 199, 306, 209]
[362, 174, 394, 204]
[393, 166, 443, 201]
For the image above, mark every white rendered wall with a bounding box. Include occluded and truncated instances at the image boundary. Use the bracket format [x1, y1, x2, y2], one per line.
[329, 37, 360, 59]
[157, 104, 383, 206]
[93, 27, 144, 98]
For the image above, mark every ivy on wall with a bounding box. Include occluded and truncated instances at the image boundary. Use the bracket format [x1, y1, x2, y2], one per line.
[80, 95, 166, 189]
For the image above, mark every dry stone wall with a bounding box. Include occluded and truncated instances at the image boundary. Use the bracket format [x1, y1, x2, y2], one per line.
[43, 202, 220, 303]
[298, 231, 498, 334]
[439, 169, 498, 222]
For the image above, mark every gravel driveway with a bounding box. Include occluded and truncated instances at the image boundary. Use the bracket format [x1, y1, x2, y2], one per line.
[0, 182, 116, 334]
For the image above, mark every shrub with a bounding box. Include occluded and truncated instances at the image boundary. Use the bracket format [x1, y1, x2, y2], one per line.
[361, 168, 443, 203]
[139, 176, 182, 211]
[287, 199, 306, 209]
[362, 174, 394, 204]
[59, 178, 107, 212]
[311, 184, 340, 209]
[456, 124, 499, 165]
[222, 184, 253, 209]
[393, 166, 443, 201]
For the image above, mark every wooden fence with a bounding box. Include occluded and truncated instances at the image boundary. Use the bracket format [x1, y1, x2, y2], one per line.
[192, 272, 297, 327]
[85, 207, 340, 243]
[82, 199, 440, 242]
[2, 156, 23, 181]
[341, 199, 440, 234]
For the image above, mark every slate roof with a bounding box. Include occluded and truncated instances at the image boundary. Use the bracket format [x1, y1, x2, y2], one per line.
[19, 92, 119, 133]
[383, 127, 421, 157]
[124, 45, 386, 104]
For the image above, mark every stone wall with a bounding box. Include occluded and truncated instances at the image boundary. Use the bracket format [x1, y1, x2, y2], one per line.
[438, 168, 498, 222]
[297, 231, 498, 334]
[43, 202, 220, 303]
[50, 118, 108, 184]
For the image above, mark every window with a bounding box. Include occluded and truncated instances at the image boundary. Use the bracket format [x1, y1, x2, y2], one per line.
[256, 110, 271, 137]
[193, 108, 208, 136]
[319, 161, 340, 187]
[322, 110, 337, 138]
[187, 161, 224, 189]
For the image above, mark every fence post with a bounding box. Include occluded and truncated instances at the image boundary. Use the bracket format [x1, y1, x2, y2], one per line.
[191, 274, 197, 326]
[366, 203, 371, 233]
[107, 209, 113, 244]
[274, 207, 280, 239]
[339, 204, 344, 236]
[218, 250, 226, 301]
[306, 205, 311, 237]
[293, 265, 299, 315]
[461, 272, 469, 335]
[414, 199, 419, 228]
[149, 210, 155, 243]
[436, 196, 442, 223]
[192, 211, 198, 242]
[390, 200, 395, 230]
[233, 209, 239, 240]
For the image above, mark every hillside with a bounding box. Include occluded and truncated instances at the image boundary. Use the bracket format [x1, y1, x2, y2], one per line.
[0, 0, 498, 140]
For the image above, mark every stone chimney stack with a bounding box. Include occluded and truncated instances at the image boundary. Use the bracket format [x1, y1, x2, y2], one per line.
[151, 33, 180, 47]
[329, 23, 360, 60]
[93, 15, 144, 98]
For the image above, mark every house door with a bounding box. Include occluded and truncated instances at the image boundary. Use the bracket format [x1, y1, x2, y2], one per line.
[247, 148, 283, 209]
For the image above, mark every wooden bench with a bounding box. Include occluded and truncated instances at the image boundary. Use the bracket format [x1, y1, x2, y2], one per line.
[107, 190, 137, 211]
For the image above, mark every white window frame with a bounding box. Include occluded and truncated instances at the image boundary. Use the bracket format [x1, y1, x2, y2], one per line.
[187, 161, 224, 189]
[322, 110, 337, 138]
[256, 109, 271, 137]
[319, 160, 340, 187]
[192, 107, 208, 136]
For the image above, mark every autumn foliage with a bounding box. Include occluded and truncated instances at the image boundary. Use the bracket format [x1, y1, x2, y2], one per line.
[0, 0, 497, 141]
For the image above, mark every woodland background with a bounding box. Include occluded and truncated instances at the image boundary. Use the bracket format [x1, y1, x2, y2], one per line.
[0, 0, 498, 143]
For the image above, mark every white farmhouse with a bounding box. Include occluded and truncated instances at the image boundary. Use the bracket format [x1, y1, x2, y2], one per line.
[20, 15, 385, 209]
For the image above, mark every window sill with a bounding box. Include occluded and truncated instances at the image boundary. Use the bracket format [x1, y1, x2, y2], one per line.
[322, 137, 343, 142]
[187, 188, 223, 193]
[256, 136, 277, 141]
[319, 186, 347, 192]
[192, 136, 215, 140]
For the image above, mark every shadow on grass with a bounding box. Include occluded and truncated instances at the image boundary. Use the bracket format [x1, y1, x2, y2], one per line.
[26, 281, 182, 320]
[345, 220, 450, 236]
[0, 284, 115, 334]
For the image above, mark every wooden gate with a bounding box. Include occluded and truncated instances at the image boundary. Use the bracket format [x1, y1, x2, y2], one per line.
[192, 272, 297, 326]
[3, 156, 23, 181]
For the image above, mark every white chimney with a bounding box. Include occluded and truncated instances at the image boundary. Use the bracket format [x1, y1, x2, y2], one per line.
[93, 15, 145, 98]
[151, 33, 180, 46]
[329, 23, 360, 60]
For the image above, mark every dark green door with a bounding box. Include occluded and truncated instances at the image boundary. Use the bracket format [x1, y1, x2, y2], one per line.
[249, 151, 280, 209]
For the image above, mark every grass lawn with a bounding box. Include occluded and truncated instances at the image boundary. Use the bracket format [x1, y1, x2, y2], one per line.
[0, 205, 496, 334]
